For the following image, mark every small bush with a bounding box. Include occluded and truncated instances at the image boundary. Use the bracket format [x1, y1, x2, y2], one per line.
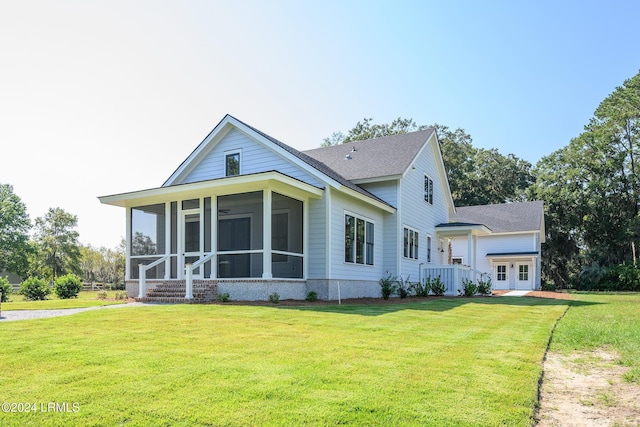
[54, 274, 82, 299]
[461, 279, 478, 297]
[217, 292, 230, 302]
[305, 291, 318, 302]
[379, 273, 398, 300]
[396, 276, 410, 298]
[541, 282, 556, 292]
[20, 277, 51, 301]
[0, 276, 12, 302]
[410, 280, 430, 297]
[429, 276, 446, 297]
[476, 277, 492, 296]
[115, 291, 128, 300]
[268, 292, 280, 303]
[97, 290, 108, 300]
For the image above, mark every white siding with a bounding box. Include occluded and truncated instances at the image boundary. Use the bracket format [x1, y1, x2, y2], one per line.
[180, 129, 323, 188]
[328, 190, 387, 281]
[398, 138, 450, 281]
[361, 180, 399, 275]
[450, 233, 540, 289]
[307, 196, 327, 279]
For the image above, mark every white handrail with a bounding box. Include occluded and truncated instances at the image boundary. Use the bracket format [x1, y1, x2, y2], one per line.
[138, 255, 170, 298]
[184, 252, 216, 300]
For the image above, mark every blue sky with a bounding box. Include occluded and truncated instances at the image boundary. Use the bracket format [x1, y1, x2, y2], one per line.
[1, 0, 639, 248]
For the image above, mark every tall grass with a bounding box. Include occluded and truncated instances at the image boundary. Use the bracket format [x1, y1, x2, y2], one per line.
[0, 298, 569, 426]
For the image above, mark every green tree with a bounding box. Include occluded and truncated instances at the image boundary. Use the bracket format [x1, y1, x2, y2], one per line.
[34, 207, 81, 280]
[321, 118, 533, 206]
[0, 183, 32, 277]
[530, 70, 640, 286]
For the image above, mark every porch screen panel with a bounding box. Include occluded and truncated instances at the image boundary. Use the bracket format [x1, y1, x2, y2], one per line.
[217, 191, 263, 278]
[130, 203, 166, 279]
[271, 192, 303, 279]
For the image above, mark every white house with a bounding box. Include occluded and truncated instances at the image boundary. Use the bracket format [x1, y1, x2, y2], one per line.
[99, 114, 543, 301]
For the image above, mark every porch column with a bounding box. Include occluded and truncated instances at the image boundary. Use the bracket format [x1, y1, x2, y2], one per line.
[467, 232, 473, 269]
[165, 203, 171, 280]
[210, 197, 218, 279]
[125, 208, 132, 280]
[262, 189, 273, 279]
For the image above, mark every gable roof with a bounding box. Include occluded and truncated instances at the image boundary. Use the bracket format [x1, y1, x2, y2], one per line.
[162, 114, 395, 212]
[302, 130, 436, 181]
[450, 201, 544, 234]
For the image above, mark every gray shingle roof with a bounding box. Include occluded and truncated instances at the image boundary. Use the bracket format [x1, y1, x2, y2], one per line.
[450, 201, 544, 233]
[302, 129, 436, 181]
[232, 116, 394, 208]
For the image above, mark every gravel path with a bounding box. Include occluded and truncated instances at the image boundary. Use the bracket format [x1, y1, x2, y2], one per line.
[0, 302, 150, 322]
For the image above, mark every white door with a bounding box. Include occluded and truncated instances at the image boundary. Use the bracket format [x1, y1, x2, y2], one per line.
[494, 264, 509, 290]
[515, 263, 532, 290]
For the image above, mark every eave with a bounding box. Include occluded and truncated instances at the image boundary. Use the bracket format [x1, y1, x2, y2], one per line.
[99, 171, 324, 208]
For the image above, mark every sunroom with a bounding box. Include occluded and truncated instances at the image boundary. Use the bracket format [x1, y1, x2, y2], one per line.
[99, 171, 323, 293]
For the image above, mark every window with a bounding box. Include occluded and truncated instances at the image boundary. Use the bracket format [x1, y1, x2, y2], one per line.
[427, 236, 432, 263]
[497, 265, 507, 281]
[225, 152, 240, 176]
[403, 227, 419, 260]
[519, 264, 529, 281]
[424, 175, 434, 205]
[345, 214, 374, 265]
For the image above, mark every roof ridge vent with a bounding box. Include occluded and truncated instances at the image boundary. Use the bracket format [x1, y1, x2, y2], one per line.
[345, 154, 352, 160]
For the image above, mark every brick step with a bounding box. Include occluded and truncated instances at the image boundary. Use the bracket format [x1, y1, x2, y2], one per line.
[135, 297, 195, 303]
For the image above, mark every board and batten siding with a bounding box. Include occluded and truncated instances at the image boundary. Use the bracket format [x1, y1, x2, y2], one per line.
[398, 137, 450, 281]
[180, 129, 323, 188]
[328, 190, 386, 281]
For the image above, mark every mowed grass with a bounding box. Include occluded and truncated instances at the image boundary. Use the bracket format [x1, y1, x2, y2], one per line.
[549, 292, 640, 383]
[0, 297, 570, 426]
[1, 291, 126, 310]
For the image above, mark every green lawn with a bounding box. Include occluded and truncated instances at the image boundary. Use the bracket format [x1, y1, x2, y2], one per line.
[1, 291, 126, 310]
[0, 297, 572, 426]
[549, 292, 640, 383]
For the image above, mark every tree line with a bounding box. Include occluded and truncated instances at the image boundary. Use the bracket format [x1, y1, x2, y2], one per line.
[0, 188, 124, 291]
[323, 70, 640, 289]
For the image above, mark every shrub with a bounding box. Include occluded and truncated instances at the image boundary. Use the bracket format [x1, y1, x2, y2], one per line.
[0, 276, 12, 302]
[268, 292, 280, 303]
[461, 279, 478, 297]
[115, 291, 128, 300]
[476, 277, 492, 296]
[97, 290, 108, 300]
[429, 276, 446, 296]
[54, 274, 82, 299]
[541, 282, 556, 292]
[410, 280, 430, 297]
[379, 273, 398, 300]
[305, 291, 318, 302]
[20, 277, 51, 301]
[396, 276, 410, 298]
[217, 292, 230, 302]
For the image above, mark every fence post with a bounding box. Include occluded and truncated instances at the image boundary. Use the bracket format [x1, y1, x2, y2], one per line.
[185, 263, 193, 300]
[138, 264, 147, 298]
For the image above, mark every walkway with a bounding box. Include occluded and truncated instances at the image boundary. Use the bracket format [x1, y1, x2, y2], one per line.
[501, 290, 531, 297]
[0, 302, 150, 322]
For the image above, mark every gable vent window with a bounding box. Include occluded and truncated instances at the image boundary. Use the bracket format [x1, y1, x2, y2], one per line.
[424, 175, 434, 205]
[225, 152, 240, 176]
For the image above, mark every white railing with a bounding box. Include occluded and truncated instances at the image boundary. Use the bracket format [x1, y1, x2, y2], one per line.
[184, 252, 216, 300]
[138, 255, 171, 298]
[422, 264, 491, 296]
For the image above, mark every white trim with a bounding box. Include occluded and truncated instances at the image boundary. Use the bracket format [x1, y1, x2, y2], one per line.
[403, 224, 420, 260]
[224, 148, 242, 176]
[344, 210, 376, 266]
